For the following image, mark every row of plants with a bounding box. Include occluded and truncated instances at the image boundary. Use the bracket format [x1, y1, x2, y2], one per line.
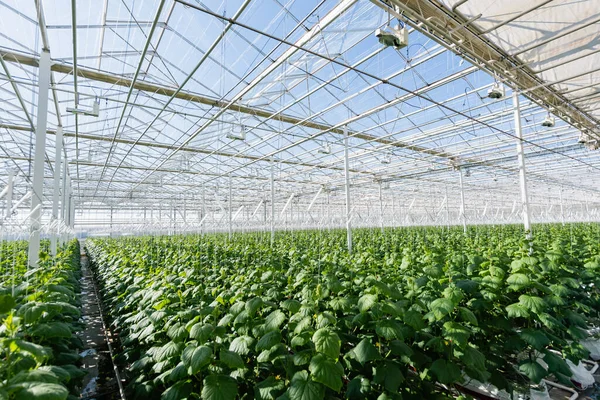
[0, 239, 86, 400]
[85, 224, 600, 399]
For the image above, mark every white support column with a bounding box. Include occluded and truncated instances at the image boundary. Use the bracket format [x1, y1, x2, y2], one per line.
[69, 193, 75, 230]
[280, 193, 295, 218]
[50, 127, 63, 256]
[378, 180, 384, 233]
[228, 174, 232, 240]
[5, 169, 14, 219]
[270, 157, 275, 246]
[344, 125, 353, 253]
[559, 188, 565, 226]
[458, 168, 467, 234]
[513, 91, 532, 236]
[28, 50, 51, 269]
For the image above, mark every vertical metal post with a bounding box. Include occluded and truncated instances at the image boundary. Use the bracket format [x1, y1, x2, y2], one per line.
[559, 188, 565, 226]
[50, 127, 63, 255]
[228, 174, 233, 240]
[110, 207, 113, 232]
[28, 50, 51, 268]
[201, 185, 205, 234]
[378, 180, 384, 233]
[344, 126, 353, 253]
[5, 169, 14, 218]
[513, 91, 532, 236]
[270, 158, 275, 246]
[445, 185, 450, 229]
[458, 168, 467, 234]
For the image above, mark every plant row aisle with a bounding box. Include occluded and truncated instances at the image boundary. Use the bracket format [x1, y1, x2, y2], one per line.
[0, 239, 87, 400]
[85, 224, 600, 400]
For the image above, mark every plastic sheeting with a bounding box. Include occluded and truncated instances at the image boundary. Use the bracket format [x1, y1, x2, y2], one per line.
[440, 0, 600, 119]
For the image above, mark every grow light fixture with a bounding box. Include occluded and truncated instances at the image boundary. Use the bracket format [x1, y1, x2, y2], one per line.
[67, 99, 100, 117]
[226, 125, 246, 141]
[487, 82, 505, 99]
[317, 143, 331, 154]
[375, 25, 408, 50]
[541, 114, 555, 128]
[380, 154, 391, 164]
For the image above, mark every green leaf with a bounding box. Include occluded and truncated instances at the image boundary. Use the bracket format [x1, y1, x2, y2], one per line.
[219, 349, 245, 369]
[11, 382, 68, 400]
[519, 294, 545, 314]
[155, 341, 184, 362]
[246, 297, 264, 317]
[430, 359, 461, 384]
[229, 335, 254, 355]
[389, 340, 413, 357]
[189, 323, 215, 343]
[8, 339, 51, 363]
[162, 380, 192, 400]
[346, 376, 371, 399]
[18, 303, 47, 324]
[506, 303, 530, 318]
[256, 330, 282, 351]
[312, 328, 341, 360]
[0, 294, 16, 314]
[255, 376, 286, 400]
[443, 322, 471, 348]
[167, 323, 188, 342]
[403, 310, 426, 330]
[543, 351, 572, 377]
[202, 374, 238, 400]
[506, 273, 530, 290]
[429, 298, 455, 320]
[376, 319, 403, 340]
[519, 329, 550, 350]
[358, 294, 378, 313]
[9, 369, 60, 384]
[281, 299, 301, 313]
[264, 310, 286, 332]
[459, 346, 486, 371]
[185, 345, 212, 375]
[373, 361, 404, 393]
[30, 322, 72, 339]
[287, 371, 325, 400]
[350, 338, 381, 364]
[308, 354, 344, 392]
[519, 360, 547, 384]
[458, 307, 478, 326]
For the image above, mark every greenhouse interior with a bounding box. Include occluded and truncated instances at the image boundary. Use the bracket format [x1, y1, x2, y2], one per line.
[1, 0, 600, 399]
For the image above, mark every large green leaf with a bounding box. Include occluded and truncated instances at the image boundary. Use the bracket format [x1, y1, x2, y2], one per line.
[519, 295, 545, 314]
[430, 359, 461, 384]
[519, 329, 550, 350]
[264, 310, 286, 332]
[443, 322, 471, 348]
[8, 339, 51, 363]
[201, 374, 238, 400]
[155, 341, 184, 362]
[308, 354, 344, 392]
[506, 303, 530, 318]
[312, 328, 341, 360]
[255, 376, 286, 400]
[189, 323, 215, 343]
[373, 361, 404, 393]
[376, 319, 403, 340]
[256, 330, 282, 351]
[458, 307, 478, 326]
[287, 371, 325, 400]
[229, 335, 254, 355]
[403, 310, 425, 330]
[162, 380, 192, 400]
[358, 294, 378, 313]
[543, 351, 572, 377]
[350, 338, 381, 364]
[12, 382, 68, 400]
[506, 273, 530, 290]
[519, 360, 547, 383]
[185, 345, 212, 375]
[429, 298, 455, 320]
[30, 322, 72, 339]
[219, 349, 245, 369]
